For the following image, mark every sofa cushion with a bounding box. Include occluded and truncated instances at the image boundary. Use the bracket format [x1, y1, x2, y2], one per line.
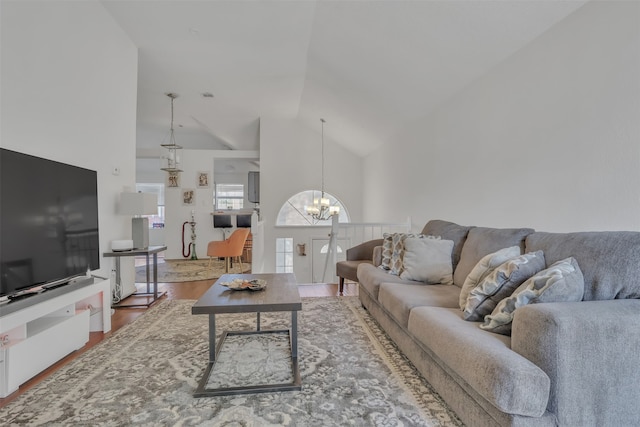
[378, 282, 460, 327]
[459, 246, 521, 310]
[420, 219, 473, 274]
[408, 307, 550, 417]
[399, 237, 454, 284]
[526, 231, 640, 301]
[453, 226, 535, 287]
[463, 251, 545, 322]
[481, 257, 584, 335]
[357, 263, 417, 300]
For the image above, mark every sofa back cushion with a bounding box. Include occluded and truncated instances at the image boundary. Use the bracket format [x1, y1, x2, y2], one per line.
[420, 220, 473, 273]
[454, 226, 535, 287]
[526, 231, 640, 301]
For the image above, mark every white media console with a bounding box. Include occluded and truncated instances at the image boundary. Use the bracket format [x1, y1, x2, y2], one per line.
[0, 276, 111, 398]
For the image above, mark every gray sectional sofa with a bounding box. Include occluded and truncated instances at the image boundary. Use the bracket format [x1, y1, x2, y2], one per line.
[355, 219, 640, 427]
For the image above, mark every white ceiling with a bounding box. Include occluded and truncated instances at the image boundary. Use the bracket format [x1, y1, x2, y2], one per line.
[101, 0, 587, 157]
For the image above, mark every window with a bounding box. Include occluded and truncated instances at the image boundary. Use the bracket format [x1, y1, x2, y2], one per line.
[215, 183, 244, 210]
[136, 183, 164, 228]
[276, 190, 349, 226]
[275, 238, 293, 273]
[320, 243, 343, 254]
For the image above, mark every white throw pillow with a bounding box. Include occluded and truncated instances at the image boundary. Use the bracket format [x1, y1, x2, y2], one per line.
[459, 246, 521, 310]
[389, 233, 440, 276]
[399, 237, 454, 285]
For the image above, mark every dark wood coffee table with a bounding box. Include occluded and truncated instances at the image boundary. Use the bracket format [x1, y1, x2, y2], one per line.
[191, 273, 302, 397]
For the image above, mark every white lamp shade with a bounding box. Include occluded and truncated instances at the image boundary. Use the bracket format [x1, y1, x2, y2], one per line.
[119, 192, 157, 215]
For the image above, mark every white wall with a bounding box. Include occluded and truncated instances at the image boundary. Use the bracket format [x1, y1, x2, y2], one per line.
[260, 118, 363, 282]
[363, 1, 640, 233]
[1, 1, 138, 281]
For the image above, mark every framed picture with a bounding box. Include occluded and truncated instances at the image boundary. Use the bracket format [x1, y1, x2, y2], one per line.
[182, 189, 195, 206]
[167, 171, 180, 188]
[197, 171, 210, 188]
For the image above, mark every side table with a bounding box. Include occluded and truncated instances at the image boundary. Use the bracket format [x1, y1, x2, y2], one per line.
[103, 245, 167, 308]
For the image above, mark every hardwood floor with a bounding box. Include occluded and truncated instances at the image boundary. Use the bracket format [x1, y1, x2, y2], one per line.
[0, 278, 358, 408]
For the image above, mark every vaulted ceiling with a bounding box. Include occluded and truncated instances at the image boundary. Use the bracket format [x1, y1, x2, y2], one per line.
[101, 0, 587, 158]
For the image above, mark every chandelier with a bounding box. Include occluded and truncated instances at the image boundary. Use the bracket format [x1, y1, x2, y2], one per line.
[306, 118, 340, 221]
[160, 93, 183, 173]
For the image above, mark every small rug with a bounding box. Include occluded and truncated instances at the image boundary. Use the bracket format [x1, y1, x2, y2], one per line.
[0, 298, 464, 426]
[135, 259, 251, 283]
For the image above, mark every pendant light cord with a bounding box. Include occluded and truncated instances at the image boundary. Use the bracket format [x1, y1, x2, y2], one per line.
[321, 118, 326, 196]
[166, 93, 178, 146]
[170, 96, 175, 144]
[171, 96, 175, 132]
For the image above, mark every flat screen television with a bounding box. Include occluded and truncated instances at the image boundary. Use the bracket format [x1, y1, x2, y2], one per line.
[236, 214, 252, 228]
[0, 148, 100, 298]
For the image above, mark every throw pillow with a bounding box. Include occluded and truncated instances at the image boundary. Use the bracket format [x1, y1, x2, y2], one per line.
[480, 257, 584, 335]
[458, 246, 521, 310]
[389, 232, 410, 275]
[379, 233, 394, 270]
[463, 250, 546, 322]
[388, 233, 440, 276]
[399, 237, 454, 284]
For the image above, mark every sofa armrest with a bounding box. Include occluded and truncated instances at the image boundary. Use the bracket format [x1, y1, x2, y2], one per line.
[511, 299, 640, 426]
[372, 246, 382, 267]
[346, 238, 384, 261]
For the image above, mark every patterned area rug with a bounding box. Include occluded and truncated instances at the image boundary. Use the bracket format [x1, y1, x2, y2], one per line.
[135, 259, 251, 283]
[0, 298, 464, 426]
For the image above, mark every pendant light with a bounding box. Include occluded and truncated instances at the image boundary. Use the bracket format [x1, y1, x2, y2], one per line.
[161, 93, 183, 173]
[306, 118, 339, 221]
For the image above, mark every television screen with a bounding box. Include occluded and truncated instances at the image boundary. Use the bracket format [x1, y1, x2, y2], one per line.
[0, 148, 100, 297]
[236, 214, 252, 228]
[213, 215, 232, 228]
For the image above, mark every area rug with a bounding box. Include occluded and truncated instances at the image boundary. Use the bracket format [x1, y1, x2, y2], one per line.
[0, 298, 464, 426]
[135, 259, 251, 283]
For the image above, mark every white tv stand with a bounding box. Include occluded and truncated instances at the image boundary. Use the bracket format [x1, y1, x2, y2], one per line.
[0, 276, 111, 398]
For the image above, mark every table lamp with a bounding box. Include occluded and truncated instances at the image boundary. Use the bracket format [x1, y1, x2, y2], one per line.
[119, 192, 158, 249]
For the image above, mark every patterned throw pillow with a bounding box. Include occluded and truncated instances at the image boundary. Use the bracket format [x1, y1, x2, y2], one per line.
[480, 257, 585, 335]
[399, 237, 454, 284]
[389, 233, 413, 275]
[459, 246, 521, 310]
[463, 251, 546, 322]
[379, 233, 394, 270]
